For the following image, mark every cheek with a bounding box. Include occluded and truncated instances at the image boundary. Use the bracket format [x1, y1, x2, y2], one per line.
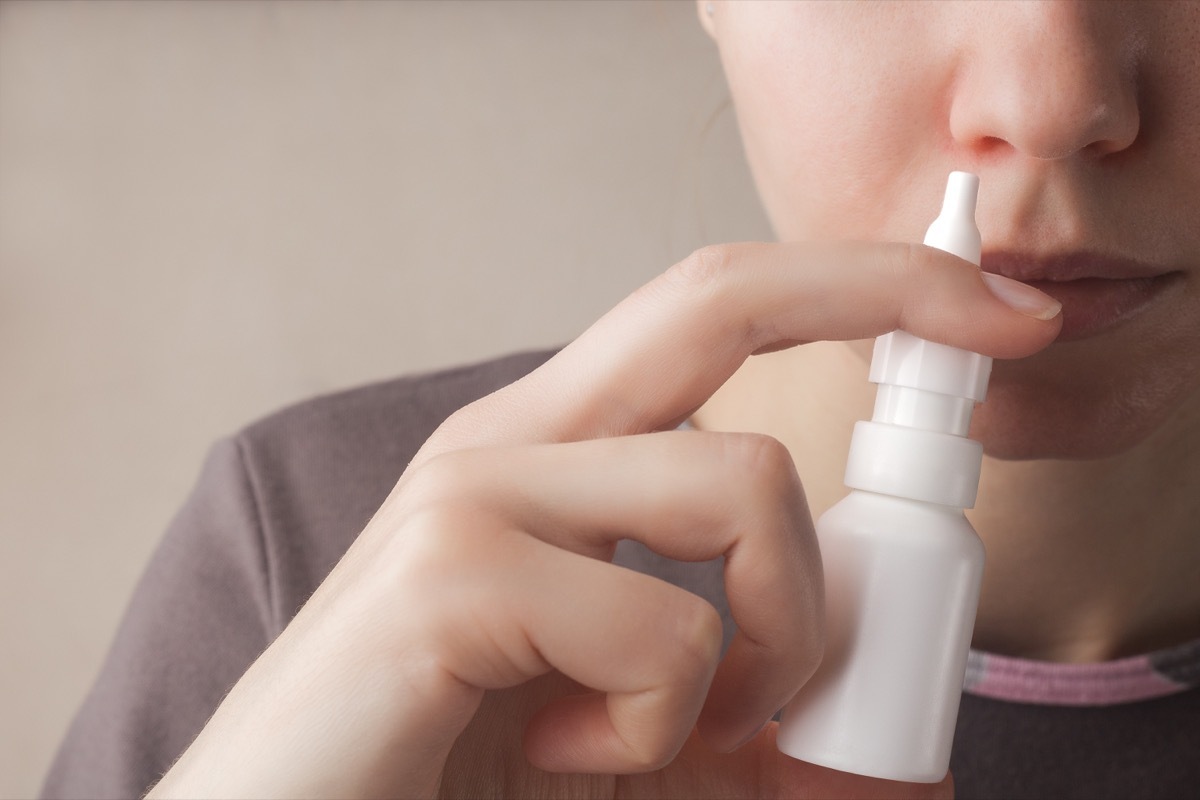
[718, 6, 946, 242]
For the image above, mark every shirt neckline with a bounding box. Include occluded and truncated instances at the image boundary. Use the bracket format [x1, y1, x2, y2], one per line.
[963, 636, 1200, 706]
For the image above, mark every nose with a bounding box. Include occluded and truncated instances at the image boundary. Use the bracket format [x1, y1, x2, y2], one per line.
[949, 1, 1142, 161]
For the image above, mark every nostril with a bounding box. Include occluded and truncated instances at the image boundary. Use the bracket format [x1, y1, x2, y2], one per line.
[1084, 104, 1141, 157]
[975, 136, 1011, 158]
[946, 15, 1143, 164]
[952, 98, 1140, 163]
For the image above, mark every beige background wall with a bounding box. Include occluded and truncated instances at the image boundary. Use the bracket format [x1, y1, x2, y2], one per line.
[0, 1, 771, 796]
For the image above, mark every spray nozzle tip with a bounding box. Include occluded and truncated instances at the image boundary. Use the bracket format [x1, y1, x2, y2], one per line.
[924, 172, 982, 264]
[942, 171, 980, 217]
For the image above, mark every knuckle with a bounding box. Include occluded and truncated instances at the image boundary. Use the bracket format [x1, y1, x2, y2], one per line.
[627, 743, 676, 773]
[661, 243, 785, 349]
[416, 403, 487, 459]
[721, 432, 802, 500]
[673, 595, 725, 678]
[617, 597, 723, 771]
[380, 454, 498, 575]
[355, 508, 469, 622]
[669, 244, 735, 289]
[389, 504, 476, 577]
[397, 450, 479, 512]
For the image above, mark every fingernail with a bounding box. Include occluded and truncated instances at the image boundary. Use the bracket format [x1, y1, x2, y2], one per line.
[981, 272, 1062, 320]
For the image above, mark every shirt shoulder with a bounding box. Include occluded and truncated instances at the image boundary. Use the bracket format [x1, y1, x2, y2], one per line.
[38, 348, 555, 799]
[231, 348, 559, 626]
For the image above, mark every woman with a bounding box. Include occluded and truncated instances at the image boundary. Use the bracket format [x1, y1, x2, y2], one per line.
[43, 2, 1200, 797]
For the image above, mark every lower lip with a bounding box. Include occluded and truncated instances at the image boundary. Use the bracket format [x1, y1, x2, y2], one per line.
[1022, 274, 1183, 342]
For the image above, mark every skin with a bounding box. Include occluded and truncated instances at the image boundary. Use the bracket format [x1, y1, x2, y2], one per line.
[696, 0, 1200, 661]
[149, 1, 1200, 797]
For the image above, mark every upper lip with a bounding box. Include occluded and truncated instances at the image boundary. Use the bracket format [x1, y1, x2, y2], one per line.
[981, 251, 1176, 282]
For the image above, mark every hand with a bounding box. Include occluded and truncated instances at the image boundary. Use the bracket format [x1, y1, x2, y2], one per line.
[148, 242, 1058, 799]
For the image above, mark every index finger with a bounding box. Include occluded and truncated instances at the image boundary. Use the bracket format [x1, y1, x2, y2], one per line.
[416, 241, 1060, 462]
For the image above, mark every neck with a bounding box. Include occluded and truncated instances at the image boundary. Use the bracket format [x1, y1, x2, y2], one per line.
[692, 341, 1200, 663]
[970, 414, 1200, 661]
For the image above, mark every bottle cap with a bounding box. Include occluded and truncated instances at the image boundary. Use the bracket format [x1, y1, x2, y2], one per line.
[845, 172, 991, 508]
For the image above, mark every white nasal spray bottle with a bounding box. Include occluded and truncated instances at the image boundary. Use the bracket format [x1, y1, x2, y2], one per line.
[775, 172, 989, 783]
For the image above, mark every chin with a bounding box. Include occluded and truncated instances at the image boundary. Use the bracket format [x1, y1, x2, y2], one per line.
[969, 348, 1200, 461]
[972, 386, 1158, 460]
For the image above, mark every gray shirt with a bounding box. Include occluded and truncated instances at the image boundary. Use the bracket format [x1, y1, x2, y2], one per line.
[41, 350, 1200, 799]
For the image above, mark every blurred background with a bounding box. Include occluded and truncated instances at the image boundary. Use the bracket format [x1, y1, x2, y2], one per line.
[0, 1, 771, 795]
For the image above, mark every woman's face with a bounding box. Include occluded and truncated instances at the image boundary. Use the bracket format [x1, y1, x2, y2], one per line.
[704, 0, 1200, 460]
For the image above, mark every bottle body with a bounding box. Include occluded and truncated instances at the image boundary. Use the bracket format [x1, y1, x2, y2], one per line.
[776, 490, 984, 783]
